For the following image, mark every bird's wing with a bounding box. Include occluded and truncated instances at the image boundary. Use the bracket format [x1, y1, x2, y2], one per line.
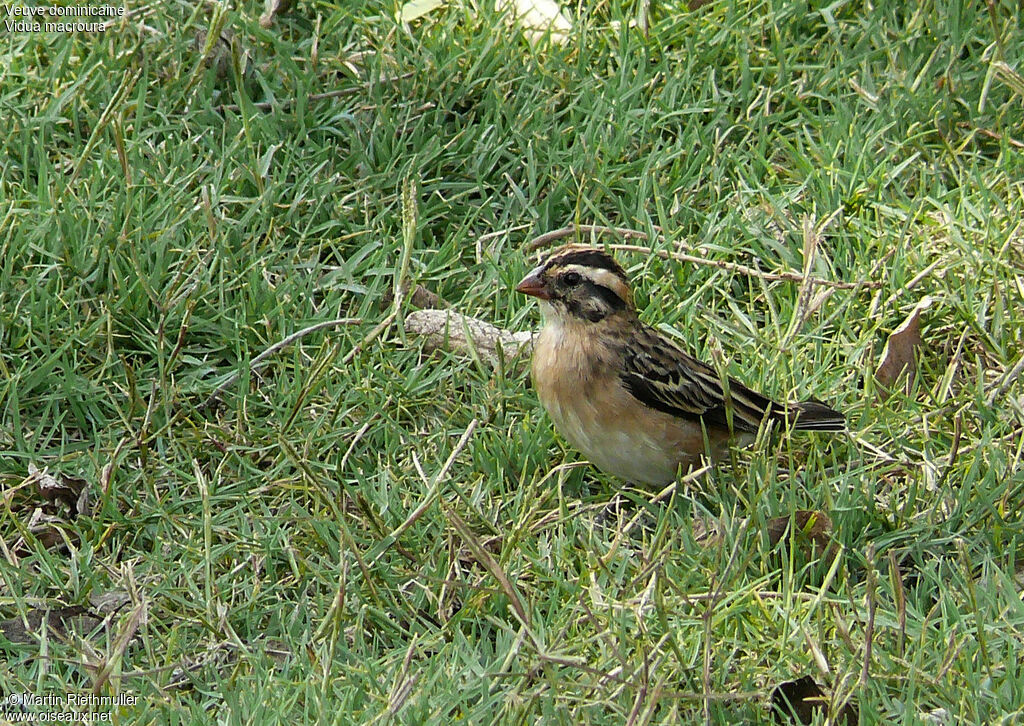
[620, 326, 777, 432]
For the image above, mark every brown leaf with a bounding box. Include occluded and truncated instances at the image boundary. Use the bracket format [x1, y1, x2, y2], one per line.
[9, 465, 88, 556]
[28, 517, 70, 551]
[9, 508, 77, 557]
[766, 510, 838, 569]
[89, 590, 132, 615]
[29, 464, 87, 516]
[260, 0, 294, 28]
[380, 282, 449, 311]
[193, 29, 233, 81]
[875, 297, 932, 400]
[771, 675, 858, 725]
[0, 605, 102, 644]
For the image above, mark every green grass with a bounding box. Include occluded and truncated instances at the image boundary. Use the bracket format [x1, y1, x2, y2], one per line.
[1, 0, 1023, 723]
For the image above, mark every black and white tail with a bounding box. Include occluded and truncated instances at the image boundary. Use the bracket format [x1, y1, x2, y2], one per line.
[791, 400, 846, 432]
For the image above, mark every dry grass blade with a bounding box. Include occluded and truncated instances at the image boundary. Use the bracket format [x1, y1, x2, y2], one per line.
[610, 243, 875, 290]
[386, 635, 421, 718]
[91, 599, 147, 694]
[524, 224, 653, 251]
[888, 550, 907, 658]
[523, 225, 881, 289]
[784, 216, 829, 343]
[443, 504, 530, 627]
[368, 419, 478, 565]
[861, 543, 877, 688]
[199, 317, 362, 410]
[986, 352, 1024, 405]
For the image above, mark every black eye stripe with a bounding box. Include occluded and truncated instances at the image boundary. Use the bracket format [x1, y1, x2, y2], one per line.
[561, 281, 626, 322]
[585, 280, 627, 312]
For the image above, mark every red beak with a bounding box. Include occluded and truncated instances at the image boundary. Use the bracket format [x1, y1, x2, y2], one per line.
[516, 269, 551, 300]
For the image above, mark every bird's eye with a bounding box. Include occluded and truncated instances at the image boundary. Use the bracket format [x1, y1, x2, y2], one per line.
[562, 271, 582, 286]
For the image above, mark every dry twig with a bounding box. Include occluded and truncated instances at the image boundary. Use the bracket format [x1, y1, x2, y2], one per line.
[199, 317, 362, 410]
[524, 225, 882, 290]
[404, 309, 533, 370]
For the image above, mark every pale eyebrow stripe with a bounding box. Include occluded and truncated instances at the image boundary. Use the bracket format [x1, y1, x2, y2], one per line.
[581, 267, 631, 304]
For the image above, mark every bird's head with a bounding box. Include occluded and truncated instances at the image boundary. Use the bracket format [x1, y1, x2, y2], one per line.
[516, 246, 635, 324]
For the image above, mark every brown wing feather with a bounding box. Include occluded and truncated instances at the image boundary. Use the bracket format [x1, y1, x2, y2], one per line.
[620, 325, 782, 433]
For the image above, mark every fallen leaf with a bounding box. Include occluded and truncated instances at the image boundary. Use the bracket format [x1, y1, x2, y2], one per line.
[21, 509, 72, 554]
[771, 675, 858, 725]
[398, 0, 445, 23]
[381, 282, 449, 310]
[29, 463, 87, 516]
[89, 590, 132, 615]
[193, 28, 233, 82]
[766, 510, 836, 564]
[259, 0, 294, 28]
[0, 605, 102, 645]
[5, 466, 92, 557]
[920, 708, 953, 724]
[875, 296, 932, 400]
[497, 0, 572, 44]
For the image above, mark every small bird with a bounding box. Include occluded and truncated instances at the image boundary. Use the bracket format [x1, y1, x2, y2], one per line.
[516, 246, 845, 485]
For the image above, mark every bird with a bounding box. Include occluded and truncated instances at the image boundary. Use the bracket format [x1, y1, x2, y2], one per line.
[515, 245, 845, 485]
